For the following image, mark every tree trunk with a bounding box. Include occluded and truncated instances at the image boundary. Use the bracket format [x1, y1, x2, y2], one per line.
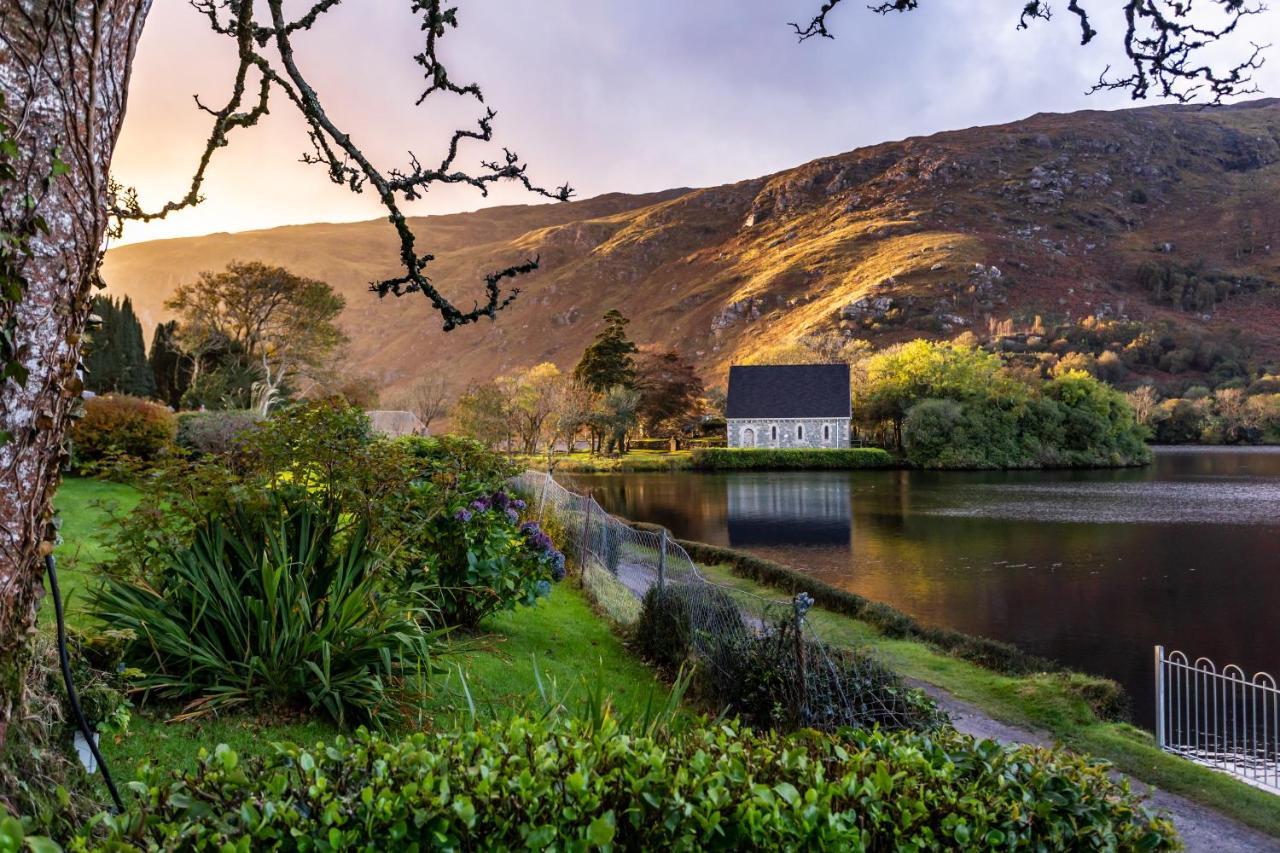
[0, 0, 152, 746]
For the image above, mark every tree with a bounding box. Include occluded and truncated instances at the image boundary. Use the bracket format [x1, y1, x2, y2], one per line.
[83, 296, 153, 398]
[165, 262, 347, 414]
[636, 350, 704, 443]
[506, 363, 566, 454]
[452, 382, 512, 451]
[599, 385, 641, 455]
[399, 375, 452, 432]
[574, 310, 638, 392]
[854, 340, 1020, 449]
[1124, 385, 1161, 430]
[149, 321, 192, 409]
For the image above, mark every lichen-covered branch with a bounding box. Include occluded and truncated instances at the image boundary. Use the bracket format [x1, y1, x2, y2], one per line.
[113, 0, 573, 332]
[794, 0, 1269, 103]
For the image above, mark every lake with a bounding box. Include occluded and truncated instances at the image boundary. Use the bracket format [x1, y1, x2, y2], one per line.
[564, 447, 1280, 723]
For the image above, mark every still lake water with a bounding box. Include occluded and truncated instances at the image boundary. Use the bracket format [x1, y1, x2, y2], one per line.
[565, 447, 1280, 723]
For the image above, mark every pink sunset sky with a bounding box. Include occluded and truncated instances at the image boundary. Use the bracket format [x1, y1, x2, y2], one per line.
[110, 1, 1280, 246]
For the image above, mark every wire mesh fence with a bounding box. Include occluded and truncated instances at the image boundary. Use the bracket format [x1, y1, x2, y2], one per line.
[512, 470, 938, 734]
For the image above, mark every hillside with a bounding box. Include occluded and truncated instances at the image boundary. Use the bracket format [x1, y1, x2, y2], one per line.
[102, 98, 1280, 399]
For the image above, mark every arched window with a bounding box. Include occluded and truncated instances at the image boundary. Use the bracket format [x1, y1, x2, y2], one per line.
[797, 424, 804, 441]
[771, 425, 778, 442]
[823, 424, 831, 442]
[742, 427, 756, 447]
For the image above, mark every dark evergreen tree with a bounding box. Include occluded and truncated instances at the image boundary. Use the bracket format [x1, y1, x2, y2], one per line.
[149, 320, 192, 409]
[83, 295, 153, 397]
[119, 296, 155, 398]
[573, 310, 638, 392]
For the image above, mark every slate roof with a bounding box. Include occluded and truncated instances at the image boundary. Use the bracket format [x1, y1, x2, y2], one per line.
[725, 363, 851, 419]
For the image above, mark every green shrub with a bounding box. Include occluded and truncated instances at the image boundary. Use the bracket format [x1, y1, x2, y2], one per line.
[700, 616, 943, 735]
[396, 434, 518, 495]
[103, 400, 420, 582]
[88, 716, 1179, 851]
[632, 584, 744, 671]
[691, 447, 895, 470]
[69, 394, 175, 473]
[89, 495, 437, 728]
[175, 409, 260, 456]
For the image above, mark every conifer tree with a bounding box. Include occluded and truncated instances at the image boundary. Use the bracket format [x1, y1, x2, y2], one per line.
[573, 310, 638, 392]
[148, 320, 190, 409]
[119, 297, 155, 398]
[83, 296, 152, 397]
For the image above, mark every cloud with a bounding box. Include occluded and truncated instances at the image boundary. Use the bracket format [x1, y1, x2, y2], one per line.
[111, 1, 1278, 245]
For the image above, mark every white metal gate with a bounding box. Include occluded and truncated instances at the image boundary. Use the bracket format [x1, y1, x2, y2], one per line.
[1155, 645, 1280, 793]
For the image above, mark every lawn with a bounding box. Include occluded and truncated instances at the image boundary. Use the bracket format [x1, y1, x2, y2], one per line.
[52, 477, 669, 781]
[49, 477, 139, 617]
[515, 448, 694, 473]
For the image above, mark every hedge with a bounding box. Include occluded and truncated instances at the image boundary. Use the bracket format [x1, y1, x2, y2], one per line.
[175, 410, 261, 456]
[69, 394, 175, 473]
[690, 447, 896, 470]
[652, 533, 1129, 720]
[87, 716, 1176, 850]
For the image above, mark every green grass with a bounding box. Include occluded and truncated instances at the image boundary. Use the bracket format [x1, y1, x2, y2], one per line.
[422, 583, 671, 725]
[99, 583, 669, 781]
[517, 449, 695, 473]
[52, 478, 668, 780]
[698, 561, 1280, 838]
[50, 477, 140, 618]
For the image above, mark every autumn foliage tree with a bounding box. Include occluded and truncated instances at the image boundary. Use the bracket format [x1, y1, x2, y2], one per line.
[636, 350, 704, 444]
[165, 261, 346, 414]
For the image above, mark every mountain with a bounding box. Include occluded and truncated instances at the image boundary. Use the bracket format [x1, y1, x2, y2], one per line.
[102, 98, 1280, 400]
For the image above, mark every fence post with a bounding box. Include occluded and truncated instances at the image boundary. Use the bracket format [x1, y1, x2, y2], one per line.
[538, 472, 551, 521]
[792, 593, 813, 726]
[1154, 645, 1166, 750]
[657, 528, 668, 591]
[580, 496, 594, 566]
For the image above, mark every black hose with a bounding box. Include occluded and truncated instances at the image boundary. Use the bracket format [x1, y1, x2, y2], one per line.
[45, 553, 123, 813]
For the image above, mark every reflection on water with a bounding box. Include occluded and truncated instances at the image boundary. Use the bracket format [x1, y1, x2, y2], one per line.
[566, 447, 1280, 724]
[727, 476, 851, 547]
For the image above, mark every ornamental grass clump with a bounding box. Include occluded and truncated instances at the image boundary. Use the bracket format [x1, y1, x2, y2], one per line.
[89, 494, 437, 728]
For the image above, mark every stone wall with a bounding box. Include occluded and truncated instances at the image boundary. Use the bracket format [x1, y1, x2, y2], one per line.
[727, 418, 849, 449]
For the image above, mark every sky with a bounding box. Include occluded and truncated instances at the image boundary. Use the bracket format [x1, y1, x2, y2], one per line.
[110, 0, 1280, 245]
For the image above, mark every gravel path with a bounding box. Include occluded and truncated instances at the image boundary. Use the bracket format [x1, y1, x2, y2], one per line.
[909, 679, 1280, 852]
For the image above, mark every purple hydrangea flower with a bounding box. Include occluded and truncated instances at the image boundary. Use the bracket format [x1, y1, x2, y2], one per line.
[535, 579, 552, 598]
[550, 551, 566, 582]
[512, 499, 527, 511]
[505, 507, 520, 523]
[520, 521, 540, 536]
[492, 491, 510, 510]
[454, 508, 473, 523]
[471, 497, 491, 513]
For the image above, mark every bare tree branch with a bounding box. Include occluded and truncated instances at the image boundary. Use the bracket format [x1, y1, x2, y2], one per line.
[794, 0, 1268, 103]
[111, 0, 573, 332]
